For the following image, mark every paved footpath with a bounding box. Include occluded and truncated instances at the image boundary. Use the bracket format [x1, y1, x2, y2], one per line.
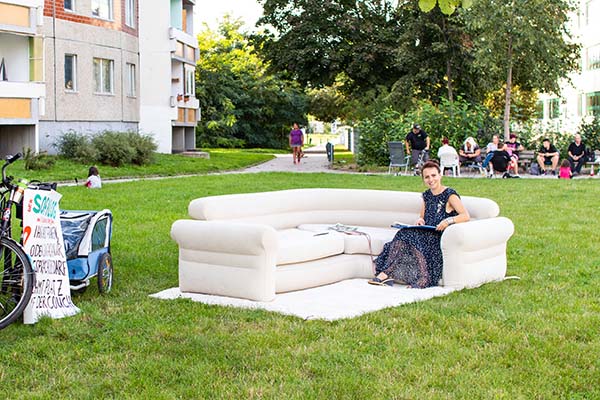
[238, 144, 336, 174]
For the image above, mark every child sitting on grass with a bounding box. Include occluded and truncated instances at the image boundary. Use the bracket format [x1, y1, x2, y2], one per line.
[85, 166, 102, 188]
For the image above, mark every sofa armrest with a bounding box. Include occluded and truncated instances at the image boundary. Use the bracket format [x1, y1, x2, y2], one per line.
[440, 217, 515, 288]
[171, 220, 278, 301]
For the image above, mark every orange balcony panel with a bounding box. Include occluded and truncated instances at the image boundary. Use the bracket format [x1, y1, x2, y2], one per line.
[0, 98, 31, 119]
[177, 107, 185, 122]
[0, 3, 30, 27]
[186, 108, 196, 122]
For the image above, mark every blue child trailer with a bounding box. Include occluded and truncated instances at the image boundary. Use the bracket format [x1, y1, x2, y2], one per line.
[60, 209, 113, 294]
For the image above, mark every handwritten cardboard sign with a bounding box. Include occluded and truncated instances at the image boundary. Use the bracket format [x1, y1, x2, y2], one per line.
[22, 188, 79, 324]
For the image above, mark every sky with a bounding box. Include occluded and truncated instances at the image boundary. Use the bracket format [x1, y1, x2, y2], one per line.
[193, 0, 264, 33]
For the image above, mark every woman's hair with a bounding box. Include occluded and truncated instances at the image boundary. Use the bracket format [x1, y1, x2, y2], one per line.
[421, 160, 441, 175]
[464, 137, 477, 147]
[561, 159, 571, 168]
[441, 137, 449, 145]
[88, 166, 99, 177]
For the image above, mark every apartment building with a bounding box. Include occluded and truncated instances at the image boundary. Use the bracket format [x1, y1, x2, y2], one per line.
[139, 0, 199, 153]
[537, 0, 600, 133]
[38, 0, 140, 152]
[0, 0, 200, 156]
[0, 0, 45, 156]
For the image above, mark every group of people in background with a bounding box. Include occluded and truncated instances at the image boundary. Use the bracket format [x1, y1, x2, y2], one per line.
[404, 124, 592, 179]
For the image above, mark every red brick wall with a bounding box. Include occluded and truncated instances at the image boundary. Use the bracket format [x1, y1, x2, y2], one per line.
[44, 0, 138, 37]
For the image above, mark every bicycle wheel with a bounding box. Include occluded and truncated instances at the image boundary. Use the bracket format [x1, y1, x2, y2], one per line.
[0, 237, 34, 330]
[97, 253, 113, 294]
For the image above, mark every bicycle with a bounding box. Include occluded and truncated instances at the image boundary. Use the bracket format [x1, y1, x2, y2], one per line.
[0, 153, 36, 329]
[413, 149, 429, 176]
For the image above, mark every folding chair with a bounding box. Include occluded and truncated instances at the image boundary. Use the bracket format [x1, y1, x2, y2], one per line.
[387, 141, 411, 175]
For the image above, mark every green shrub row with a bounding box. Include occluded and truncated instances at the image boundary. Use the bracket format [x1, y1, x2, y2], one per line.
[54, 130, 157, 167]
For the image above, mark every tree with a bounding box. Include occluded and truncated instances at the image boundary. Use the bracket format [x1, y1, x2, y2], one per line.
[256, 0, 479, 107]
[418, 0, 473, 15]
[256, 0, 404, 93]
[465, 0, 579, 140]
[196, 17, 308, 148]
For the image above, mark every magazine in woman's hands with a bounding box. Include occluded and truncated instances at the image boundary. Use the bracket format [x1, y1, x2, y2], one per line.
[391, 222, 437, 231]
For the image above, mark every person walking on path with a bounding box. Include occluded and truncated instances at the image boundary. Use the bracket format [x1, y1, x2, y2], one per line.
[289, 123, 304, 164]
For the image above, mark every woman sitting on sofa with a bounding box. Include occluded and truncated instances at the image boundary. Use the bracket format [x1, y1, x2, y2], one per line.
[369, 161, 470, 288]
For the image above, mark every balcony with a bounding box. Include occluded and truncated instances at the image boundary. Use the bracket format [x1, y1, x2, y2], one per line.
[169, 27, 199, 65]
[0, 81, 45, 122]
[0, 0, 44, 36]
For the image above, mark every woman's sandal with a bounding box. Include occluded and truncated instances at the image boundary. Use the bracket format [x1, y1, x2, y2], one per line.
[367, 277, 394, 287]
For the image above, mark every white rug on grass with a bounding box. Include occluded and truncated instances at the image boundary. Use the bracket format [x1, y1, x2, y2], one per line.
[150, 279, 458, 321]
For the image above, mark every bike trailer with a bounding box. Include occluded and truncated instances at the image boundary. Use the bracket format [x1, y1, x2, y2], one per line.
[60, 209, 113, 293]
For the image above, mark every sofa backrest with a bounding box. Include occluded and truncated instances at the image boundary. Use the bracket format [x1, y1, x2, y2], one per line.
[188, 188, 499, 229]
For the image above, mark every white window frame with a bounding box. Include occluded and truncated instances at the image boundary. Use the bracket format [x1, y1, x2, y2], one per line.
[64, 0, 74, 11]
[125, 0, 135, 27]
[184, 66, 195, 96]
[126, 63, 136, 97]
[93, 58, 114, 94]
[587, 44, 600, 70]
[92, 0, 113, 20]
[64, 54, 77, 91]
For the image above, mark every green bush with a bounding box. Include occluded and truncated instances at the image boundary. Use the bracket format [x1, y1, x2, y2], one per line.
[91, 131, 136, 167]
[126, 131, 158, 165]
[215, 137, 246, 149]
[54, 131, 98, 163]
[578, 116, 600, 151]
[22, 148, 55, 170]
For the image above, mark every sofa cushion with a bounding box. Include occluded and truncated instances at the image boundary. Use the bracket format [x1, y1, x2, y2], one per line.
[297, 224, 397, 256]
[276, 229, 345, 265]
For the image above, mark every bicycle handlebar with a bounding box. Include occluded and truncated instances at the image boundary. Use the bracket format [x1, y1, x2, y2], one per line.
[2, 153, 22, 187]
[6, 153, 22, 165]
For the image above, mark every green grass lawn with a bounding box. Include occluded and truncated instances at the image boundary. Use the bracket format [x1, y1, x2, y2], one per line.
[12, 149, 274, 183]
[2, 173, 599, 398]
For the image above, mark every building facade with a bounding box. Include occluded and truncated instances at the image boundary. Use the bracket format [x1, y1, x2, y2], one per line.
[138, 0, 199, 153]
[537, 0, 600, 133]
[0, 0, 199, 156]
[0, 0, 46, 156]
[38, 0, 140, 152]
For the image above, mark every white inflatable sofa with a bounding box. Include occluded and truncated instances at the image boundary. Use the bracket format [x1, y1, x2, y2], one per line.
[171, 189, 514, 301]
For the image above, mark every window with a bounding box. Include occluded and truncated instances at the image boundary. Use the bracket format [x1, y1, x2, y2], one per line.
[125, 0, 135, 27]
[92, 0, 112, 20]
[64, 0, 74, 11]
[535, 100, 544, 119]
[64, 54, 76, 91]
[28, 37, 44, 82]
[126, 63, 136, 97]
[548, 98, 560, 119]
[184, 67, 195, 96]
[587, 92, 600, 116]
[587, 45, 600, 70]
[93, 58, 113, 94]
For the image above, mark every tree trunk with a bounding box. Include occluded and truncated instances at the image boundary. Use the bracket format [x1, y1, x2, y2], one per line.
[446, 59, 454, 102]
[442, 16, 454, 102]
[503, 37, 513, 141]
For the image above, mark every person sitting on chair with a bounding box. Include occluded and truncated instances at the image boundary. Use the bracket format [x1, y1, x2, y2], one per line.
[459, 137, 482, 166]
[437, 137, 458, 158]
[536, 138, 560, 175]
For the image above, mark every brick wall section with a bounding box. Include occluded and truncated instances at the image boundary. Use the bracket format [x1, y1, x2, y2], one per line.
[43, 0, 138, 37]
